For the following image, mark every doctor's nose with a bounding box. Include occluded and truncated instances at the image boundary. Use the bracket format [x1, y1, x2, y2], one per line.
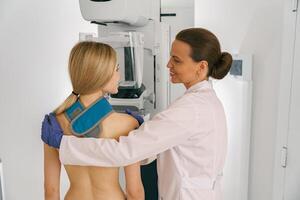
[167, 59, 172, 68]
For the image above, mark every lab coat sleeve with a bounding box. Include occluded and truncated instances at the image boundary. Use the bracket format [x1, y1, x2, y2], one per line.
[59, 97, 209, 167]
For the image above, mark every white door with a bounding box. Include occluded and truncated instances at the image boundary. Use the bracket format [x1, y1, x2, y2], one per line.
[283, 5, 300, 199]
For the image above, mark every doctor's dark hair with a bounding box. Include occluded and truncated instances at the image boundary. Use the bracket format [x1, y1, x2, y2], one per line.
[176, 28, 232, 79]
[54, 41, 117, 114]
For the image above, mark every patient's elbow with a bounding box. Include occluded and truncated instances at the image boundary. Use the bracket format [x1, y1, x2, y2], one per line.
[44, 185, 60, 200]
[126, 187, 145, 200]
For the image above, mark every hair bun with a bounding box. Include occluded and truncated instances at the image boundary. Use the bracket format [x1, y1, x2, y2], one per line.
[211, 52, 233, 79]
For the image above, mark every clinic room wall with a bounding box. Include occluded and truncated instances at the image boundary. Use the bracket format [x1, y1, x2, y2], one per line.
[195, 0, 284, 200]
[0, 0, 96, 199]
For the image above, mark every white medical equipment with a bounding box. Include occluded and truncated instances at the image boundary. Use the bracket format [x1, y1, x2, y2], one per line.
[78, 0, 170, 116]
[79, 0, 152, 27]
[213, 54, 253, 200]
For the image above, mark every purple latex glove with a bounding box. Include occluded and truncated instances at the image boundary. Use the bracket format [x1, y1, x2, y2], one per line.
[125, 108, 144, 126]
[41, 113, 63, 149]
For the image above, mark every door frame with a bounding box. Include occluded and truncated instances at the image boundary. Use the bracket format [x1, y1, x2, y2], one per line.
[272, 0, 299, 199]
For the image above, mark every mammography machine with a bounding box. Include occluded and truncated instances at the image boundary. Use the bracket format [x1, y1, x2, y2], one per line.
[79, 0, 170, 116]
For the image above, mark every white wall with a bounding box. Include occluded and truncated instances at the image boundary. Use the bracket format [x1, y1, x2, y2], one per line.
[195, 0, 284, 200]
[0, 0, 96, 199]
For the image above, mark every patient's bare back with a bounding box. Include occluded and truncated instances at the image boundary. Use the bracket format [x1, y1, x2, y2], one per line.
[56, 112, 138, 200]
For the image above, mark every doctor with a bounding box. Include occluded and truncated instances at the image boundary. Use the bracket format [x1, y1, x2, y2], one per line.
[42, 27, 232, 200]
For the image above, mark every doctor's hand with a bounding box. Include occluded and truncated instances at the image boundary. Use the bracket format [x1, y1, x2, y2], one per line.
[41, 113, 63, 149]
[125, 108, 144, 126]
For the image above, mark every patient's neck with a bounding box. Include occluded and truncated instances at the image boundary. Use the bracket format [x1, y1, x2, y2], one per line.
[79, 91, 104, 108]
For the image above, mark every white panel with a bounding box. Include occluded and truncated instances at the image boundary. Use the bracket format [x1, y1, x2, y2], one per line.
[155, 22, 171, 111]
[161, 6, 194, 103]
[214, 78, 252, 200]
[213, 55, 252, 200]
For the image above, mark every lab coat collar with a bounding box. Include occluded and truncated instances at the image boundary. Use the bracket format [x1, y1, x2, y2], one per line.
[185, 80, 212, 94]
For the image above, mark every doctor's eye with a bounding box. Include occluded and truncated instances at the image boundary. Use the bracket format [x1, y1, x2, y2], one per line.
[172, 58, 181, 64]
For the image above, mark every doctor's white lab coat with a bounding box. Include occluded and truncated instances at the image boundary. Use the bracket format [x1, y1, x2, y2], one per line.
[59, 80, 228, 200]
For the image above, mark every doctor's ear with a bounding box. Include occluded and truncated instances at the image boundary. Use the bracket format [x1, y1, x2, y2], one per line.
[197, 60, 209, 74]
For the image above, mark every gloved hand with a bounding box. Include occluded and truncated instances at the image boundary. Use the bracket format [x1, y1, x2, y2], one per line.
[125, 108, 144, 126]
[41, 113, 63, 149]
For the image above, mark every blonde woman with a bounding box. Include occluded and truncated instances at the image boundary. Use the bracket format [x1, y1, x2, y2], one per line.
[44, 41, 144, 200]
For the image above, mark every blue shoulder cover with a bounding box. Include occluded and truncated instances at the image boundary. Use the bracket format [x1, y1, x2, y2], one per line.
[64, 97, 113, 138]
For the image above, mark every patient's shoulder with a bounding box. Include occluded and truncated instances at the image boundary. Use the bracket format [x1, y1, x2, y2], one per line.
[100, 112, 139, 140]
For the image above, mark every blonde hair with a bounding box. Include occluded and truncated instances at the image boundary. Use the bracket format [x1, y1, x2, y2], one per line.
[54, 41, 117, 114]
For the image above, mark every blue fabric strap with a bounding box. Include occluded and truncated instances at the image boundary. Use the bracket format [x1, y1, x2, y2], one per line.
[64, 97, 113, 138]
[65, 101, 84, 121]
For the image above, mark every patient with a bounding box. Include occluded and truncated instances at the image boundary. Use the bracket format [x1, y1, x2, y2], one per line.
[44, 41, 144, 200]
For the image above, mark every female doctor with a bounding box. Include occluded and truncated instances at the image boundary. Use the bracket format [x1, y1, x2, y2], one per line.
[42, 28, 232, 200]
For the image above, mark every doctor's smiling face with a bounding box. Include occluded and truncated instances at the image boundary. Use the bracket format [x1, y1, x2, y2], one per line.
[167, 39, 209, 89]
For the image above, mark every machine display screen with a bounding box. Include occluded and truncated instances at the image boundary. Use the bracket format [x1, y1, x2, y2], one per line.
[124, 47, 135, 81]
[230, 59, 243, 76]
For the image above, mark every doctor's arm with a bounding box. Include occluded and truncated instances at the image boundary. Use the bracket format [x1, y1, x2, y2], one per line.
[58, 100, 203, 167]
